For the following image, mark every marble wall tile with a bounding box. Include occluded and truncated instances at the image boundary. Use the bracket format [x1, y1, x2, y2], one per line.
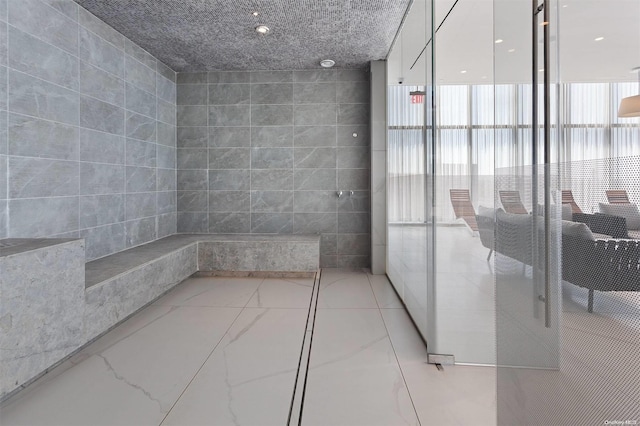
[209, 169, 249, 191]
[337, 69, 369, 82]
[338, 125, 369, 147]
[337, 233, 371, 255]
[0, 66, 5, 109]
[337, 81, 370, 104]
[321, 233, 337, 255]
[0, 200, 6, 239]
[9, 157, 78, 198]
[293, 190, 336, 213]
[8, 0, 78, 55]
[178, 147, 208, 170]
[338, 169, 370, 190]
[251, 126, 293, 147]
[78, 6, 124, 49]
[126, 139, 156, 167]
[126, 192, 157, 220]
[293, 212, 337, 234]
[320, 255, 337, 268]
[294, 83, 336, 104]
[157, 169, 176, 191]
[337, 255, 370, 269]
[178, 105, 207, 126]
[9, 70, 79, 126]
[209, 84, 250, 105]
[78, 26, 124, 78]
[126, 83, 156, 118]
[80, 95, 124, 135]
[9, 197, 79, 236]
[338, 103, 370, 125]
[9, 114, 79, 160]
[177, 211, 208, 233]
[208, 212, 250, 233]
[209, 147, 250, 170]
[79, 61, 125, 107]
[294, 104, 337, 126]
[79, 128, 124, 164]
[157, 99, 176, 125]
[251, 104, 293, 126]
[82, 222, 126, 260]
[251, 191, 293, 213]
[294, 148, 336, 169]
[209, 127, 250, 147]
[251, 169, 293, 191]
[251, 212, 293, 234]
[126, 111, 156, 142]
[125, 39, 156, 70]
[177, 190, 208, 212]
[338, 191, 371, 213]
[177, 72, 207, 84]
[157, 212, 177, 237]
[209, 105, 250, 126]
[294, 126, 337, 147]
[177, 169, 208, 191]
[209, 190, 250, 212]
[293, 69, 336, 83]
[157, 145, 177, 169]
[208, 71, 250, 84]
[294, 169, 336, 190]
[178, 127, 208, 148]
[8, 27, 78, 91]
[177, 84, 207, 105]
[338, 147, 369, 169]
[251, 83, 293, 104]
[157, 74, 176, 103]
[125, 216, 156, 247]
[42, 0, 78, 21]
[338, 212, 370, 234]
[157, 122, 176, 147]
[0, 24, 5, 67]
[157, 191, 177, 215]
[125, 166, 156, 193]
[80, 163, 125, 195]
[250, 71, 293, 84]
[79, 194, 125, 228]
[125, 56, 156, 95]
[251, 147, 293, 169]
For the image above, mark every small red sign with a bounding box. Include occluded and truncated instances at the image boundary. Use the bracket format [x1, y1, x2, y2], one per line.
[411, 94, 424, 104]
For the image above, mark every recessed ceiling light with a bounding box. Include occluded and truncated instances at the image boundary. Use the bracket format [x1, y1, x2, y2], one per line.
[508, 48, 516, 53]
[539, 68, 545, 72]
[255, 25, 270, 34]
[594, 36, 604, 41]
[495, 39, 503, 44]
[562, 4, 568, 7]
[320, 59, 335, 68]
[460, 70, 467, 74]
[251, 11, 259, 16]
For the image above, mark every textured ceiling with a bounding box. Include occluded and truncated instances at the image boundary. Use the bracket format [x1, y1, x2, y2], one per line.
[72, 0, 412, 72]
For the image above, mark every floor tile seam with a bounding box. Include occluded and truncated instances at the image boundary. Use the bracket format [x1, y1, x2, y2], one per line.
[158, 305, 247, 426]
[561, 324, 640, 345]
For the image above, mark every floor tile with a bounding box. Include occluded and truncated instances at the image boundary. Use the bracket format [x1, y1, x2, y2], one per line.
[368, 273, 404, 308]
[162, 308, 308, 426]
[317, 269, 378, 309]
[245, 277, 314, 308]
[153, 276, 262, 307]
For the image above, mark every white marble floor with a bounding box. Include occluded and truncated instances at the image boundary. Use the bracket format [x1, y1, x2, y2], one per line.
[0, 270, 496, 426]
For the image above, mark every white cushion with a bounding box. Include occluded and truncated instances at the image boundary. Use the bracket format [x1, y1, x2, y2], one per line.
[477, 205, 495, 218]
[537, 204, 572, 221]
[561, 220, 596, 241]
[598, 203, 640, 230]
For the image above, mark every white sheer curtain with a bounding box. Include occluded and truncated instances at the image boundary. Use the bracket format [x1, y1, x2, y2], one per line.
[388, 82, 640, 223]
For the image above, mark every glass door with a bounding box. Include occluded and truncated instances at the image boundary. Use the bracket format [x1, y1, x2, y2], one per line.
[495, 0, 640, 424]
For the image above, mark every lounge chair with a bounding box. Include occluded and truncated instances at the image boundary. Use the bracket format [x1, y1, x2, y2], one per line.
[560, 190, 583, 214]
[606, 190, 630, 204]
[499, 190, 528, 214]
[449, 189, 478, 232]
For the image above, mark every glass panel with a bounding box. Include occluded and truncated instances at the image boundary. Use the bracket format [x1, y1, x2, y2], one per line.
[495, 0, 640, 423]
[386, 0, 433, 340]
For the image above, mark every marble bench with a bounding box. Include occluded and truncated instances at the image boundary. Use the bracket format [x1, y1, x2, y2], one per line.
[1, 234, 320, 400]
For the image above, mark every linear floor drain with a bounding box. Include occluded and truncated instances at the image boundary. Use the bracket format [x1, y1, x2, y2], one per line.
[435, 363, 445, 371]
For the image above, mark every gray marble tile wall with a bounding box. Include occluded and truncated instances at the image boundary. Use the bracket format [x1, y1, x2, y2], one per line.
[0, 0, 177, 259]
[177, 69, 371, 268]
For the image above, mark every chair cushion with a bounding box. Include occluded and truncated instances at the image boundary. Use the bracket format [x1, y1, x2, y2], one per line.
[536, 204, 572, 221]
[477, 205, 496, 218]
[599, 203, 640, 230]
[561, 220, 596, 241]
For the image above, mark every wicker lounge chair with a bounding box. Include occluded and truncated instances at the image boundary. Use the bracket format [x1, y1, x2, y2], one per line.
[499, 190, 528, 214]
[606, 190, 630, 204]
